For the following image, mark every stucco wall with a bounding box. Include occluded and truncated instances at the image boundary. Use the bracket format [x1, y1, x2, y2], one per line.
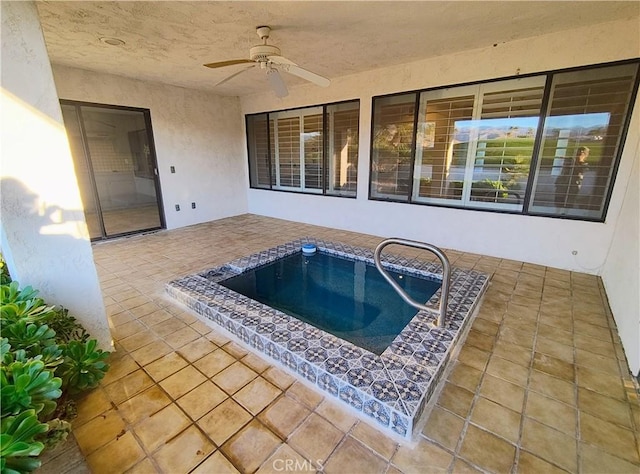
[51, 66, 248, 230]
[602, 136, 640, 375]
[240, 17, 640, 374]
[241, 17, 640, 274]
[0, 1, 111, 349]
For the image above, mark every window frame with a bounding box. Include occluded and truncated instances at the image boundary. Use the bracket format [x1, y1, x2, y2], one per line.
[246, 98, 360, 198]
[368, 59, 640, 222]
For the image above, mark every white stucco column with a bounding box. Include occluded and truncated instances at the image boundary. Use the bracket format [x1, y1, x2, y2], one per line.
[0, 1, 112, 350]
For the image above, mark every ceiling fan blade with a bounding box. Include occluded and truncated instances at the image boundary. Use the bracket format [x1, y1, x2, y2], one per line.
[276, 63, 330, 87]
[267, 55, 296, 66]
[204, 59, 254, 69]
[266, 69, 288, 98]
[213, 65, 255, 87]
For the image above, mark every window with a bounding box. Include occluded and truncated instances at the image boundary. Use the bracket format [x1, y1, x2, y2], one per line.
[370, 61, 639, 221]
[247, 100, 359, 197]
[529, 63, 639, 219]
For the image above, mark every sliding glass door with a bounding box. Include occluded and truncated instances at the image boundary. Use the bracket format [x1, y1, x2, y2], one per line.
[61, 101, 164, 240]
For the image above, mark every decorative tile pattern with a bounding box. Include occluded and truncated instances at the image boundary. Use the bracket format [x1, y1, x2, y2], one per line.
[167, 238, 488, 440]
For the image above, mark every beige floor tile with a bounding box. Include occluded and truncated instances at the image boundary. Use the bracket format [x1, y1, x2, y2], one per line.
[164, 325, 201, 349]
[529, 369, 576, 406]
[263, 366, 296, 390]
[286, 381, 324, 410]
[177, 380, 228, 420]
[314, 399, 358, 433]
[233, 377, 282, 415]
[117, 385, 172, 424]
[487, 351, 531, 387]
[447, 362, 483, 393]
[471, 317, 500, 337]
[450, 457, 484, 473]
[194, 348, 237, 378]
[198, 398, 252, 446]
[436, 382, 475, 418]
[212, 361, 259, 395]
[471, 397, 521, 443]
[351, 421, 398, 460]
[58, 215, 638, 474]
[525, 391, 576, 436]
[422, 406, 465, 451]
[190, 319, 214, 335]
[577, 366, 627, 401]
[113, 320, 146, 340]
[159, 365, 207, 399]
[86, 432, 146, 474]
[241, 352, 273, 373]
[74, 409, 126, 455]
[73, 388, 112, 428]
[124, 457, 158, 474]
[532, 352, 575, 383]
[177, 337, 217, 363]
[259, 396, 311, 439]
[578, 387, 633, 428]
[575, 347, 620, 374]
[516, 450, 567, 473]
[152, 425, 214, 473]
[579, 442, 640, 473]
[456, 345, 491, 372]
[256, 444, 317, 474]
[103, 369, 155, 404]
[221, 419, 282, 473]
[323, 436, 388, 474]
[143, 351, 188, 382]
[478, 373, 525, 413]
[138, 308, 173, 327]
[134, 404, 192, 452]
[491, 341, 534, 368]
[392, 439, 453, 473]
[223, 341, 250, 359]
[579, 412, 639, 464]
[521, 417, 577, 472]
[130, 339, 173, 366]
[459, 424, 516, 473]
[191, 451, 240, 474]
[464, 329, 495, 352]
[535, 336, 574, 363]
[101, 353, 140, 385]
[151, 317, 187, 337]
[119, 331, 159, 353]
[288, 413, 344, 464]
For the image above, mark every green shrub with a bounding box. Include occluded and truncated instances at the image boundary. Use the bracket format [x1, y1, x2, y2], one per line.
[0, 281, 110, 472]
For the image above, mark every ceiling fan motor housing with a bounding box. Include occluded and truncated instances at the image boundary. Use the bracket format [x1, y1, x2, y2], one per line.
[250, 44, 281, 62]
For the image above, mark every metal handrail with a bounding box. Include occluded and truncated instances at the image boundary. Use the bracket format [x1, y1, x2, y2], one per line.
[373, 238, 451, 327]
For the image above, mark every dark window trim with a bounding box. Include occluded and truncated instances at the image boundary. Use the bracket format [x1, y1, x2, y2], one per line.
[369, 58, 640, 223]
[246, 99, 361, 198]
[59, 99, 167, 237]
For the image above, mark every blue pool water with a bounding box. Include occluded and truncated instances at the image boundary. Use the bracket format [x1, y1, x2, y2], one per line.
[220, 251, 441, 355]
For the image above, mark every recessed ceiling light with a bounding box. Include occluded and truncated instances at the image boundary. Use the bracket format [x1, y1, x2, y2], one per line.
[99, 37, 125, 46]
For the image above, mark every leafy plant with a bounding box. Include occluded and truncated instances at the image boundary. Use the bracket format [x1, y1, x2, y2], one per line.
[0, 410, 48, 474]
[2, 321, 57, 356]
[58, 340, 109, 394]
[0, 255, 11, 286]
[1, 359, 62, 418]
[0, 280, 110, 472]
[43, 307, 89, 344]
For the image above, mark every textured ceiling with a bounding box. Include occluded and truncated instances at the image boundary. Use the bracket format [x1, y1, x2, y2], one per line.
[36, 1, 639, 97]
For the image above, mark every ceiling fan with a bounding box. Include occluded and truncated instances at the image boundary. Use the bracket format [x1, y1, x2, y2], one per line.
[203, 26, 330, 97]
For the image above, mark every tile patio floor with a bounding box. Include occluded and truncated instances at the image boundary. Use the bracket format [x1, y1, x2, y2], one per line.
[41, 214, 640, 473]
